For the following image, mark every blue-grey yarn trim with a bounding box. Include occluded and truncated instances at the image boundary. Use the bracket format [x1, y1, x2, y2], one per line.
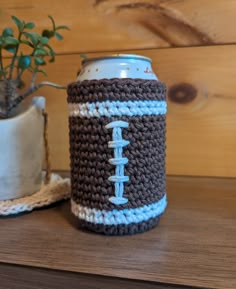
[69, 100, 167, 118]
[71, 194, 167, 225]
[105, 120, 130, 205]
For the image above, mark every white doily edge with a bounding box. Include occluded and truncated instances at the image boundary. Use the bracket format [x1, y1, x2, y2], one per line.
[0, 173, 71, 216]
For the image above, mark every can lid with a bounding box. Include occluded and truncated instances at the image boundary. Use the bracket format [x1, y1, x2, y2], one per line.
[82, 54, 152, 65]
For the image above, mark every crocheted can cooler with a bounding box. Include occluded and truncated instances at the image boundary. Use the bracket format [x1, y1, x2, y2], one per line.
[67, 78, 167, 235]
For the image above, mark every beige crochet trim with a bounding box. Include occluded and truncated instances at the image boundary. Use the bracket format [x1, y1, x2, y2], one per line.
[0, 173, 70, 216]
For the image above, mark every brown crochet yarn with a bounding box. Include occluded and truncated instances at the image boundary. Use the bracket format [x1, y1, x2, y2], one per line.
[67, 78, 167, 235]
[67, 78, 166, 103]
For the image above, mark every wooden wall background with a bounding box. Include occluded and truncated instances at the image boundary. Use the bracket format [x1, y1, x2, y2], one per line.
[2, 0, 236, 177]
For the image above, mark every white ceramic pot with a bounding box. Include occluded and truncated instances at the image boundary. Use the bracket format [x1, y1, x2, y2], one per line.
[0, 97, 45, 201]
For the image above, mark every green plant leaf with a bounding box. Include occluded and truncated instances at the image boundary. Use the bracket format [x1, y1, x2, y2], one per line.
[54, 32, 63, 40]
[4, 36, 19, 45]
[56, 25, 70, 31]
[80, 53, 87, 59]
[48, 15, 56, 30]
[3, 45, 16, 53]
[2, 27, 14, 37]
[44, 44, 55, 62]
[11, 15, 24, 31]
[42, 29, 54, 39]
[0, 36, 3, 45]
[18, 55, 31, 69]
[34, 48, 48, 56]
[35, 57, 46, 65]
[49, 55, 55, 63]
[23, 32, 40, 46]
[25, 22, 35, 29]
[37, 69, 47, 76]
[40, 36, 49, 44]
[20, 39, 34, 48]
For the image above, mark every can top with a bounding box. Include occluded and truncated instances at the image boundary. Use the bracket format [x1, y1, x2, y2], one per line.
[77, 53, 157, 81]
[82, 54, 152, 65]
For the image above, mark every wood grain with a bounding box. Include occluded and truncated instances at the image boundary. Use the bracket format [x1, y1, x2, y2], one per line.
[95, 0, 214, 46]
[23, 45, 236, 177]
[0, 176, 235, 289]
[0, 263, 195, 289]
[1, 0, 236, 54]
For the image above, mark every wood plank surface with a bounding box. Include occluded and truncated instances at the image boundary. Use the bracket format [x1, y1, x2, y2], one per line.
[1, 0, 236, 54]
[26, 45, 236, 177]
[0, 263, 195, 289]
[0, 176, 235, 289]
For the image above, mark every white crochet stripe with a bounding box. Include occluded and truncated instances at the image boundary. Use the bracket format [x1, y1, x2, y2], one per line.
[68, 100, 167, 118]
[71, 194, 167, 225]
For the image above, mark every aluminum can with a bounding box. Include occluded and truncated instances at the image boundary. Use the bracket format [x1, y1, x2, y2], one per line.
[77, 54, 158, 81]
[67, 54, 167, 235]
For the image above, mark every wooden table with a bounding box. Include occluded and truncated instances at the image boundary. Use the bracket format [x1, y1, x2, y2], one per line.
[0, 176, 235, 289]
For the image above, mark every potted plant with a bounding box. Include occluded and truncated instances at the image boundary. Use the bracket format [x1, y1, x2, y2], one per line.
[0, 15, 69, 201]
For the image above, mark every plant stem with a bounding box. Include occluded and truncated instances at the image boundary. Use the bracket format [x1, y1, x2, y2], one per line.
[9, 30, 22, 79]
[30, 70, 37, 88]
[0, 48, 3, 70]
[8, 81, 66, 112]
[16, 69, 24, 82]
[0, 48, 6, 79]
[23, 81, 66, 97]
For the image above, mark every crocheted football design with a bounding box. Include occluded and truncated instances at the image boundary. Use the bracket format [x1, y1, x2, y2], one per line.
[67, 78, 167, 235]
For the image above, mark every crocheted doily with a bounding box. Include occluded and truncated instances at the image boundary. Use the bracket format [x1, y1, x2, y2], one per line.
[0, 173, 70, 216]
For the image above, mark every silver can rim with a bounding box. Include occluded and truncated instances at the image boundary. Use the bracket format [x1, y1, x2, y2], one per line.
[82, 54, 152, 65]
